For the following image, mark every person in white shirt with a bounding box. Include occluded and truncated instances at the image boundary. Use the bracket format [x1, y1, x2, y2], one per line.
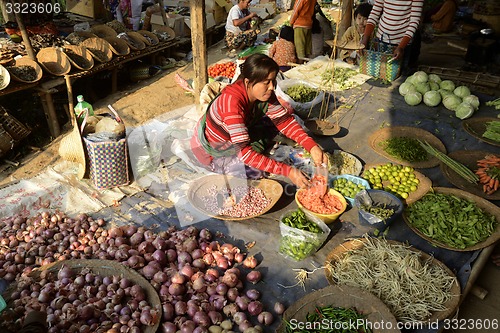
[225, 0, 260, 56]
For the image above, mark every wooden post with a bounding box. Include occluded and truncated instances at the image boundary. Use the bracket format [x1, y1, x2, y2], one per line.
[338, 0, 353, 42]
[14, 12, 36, 60]
[190, 0, 208, 100]
[0, 0, 15, 23]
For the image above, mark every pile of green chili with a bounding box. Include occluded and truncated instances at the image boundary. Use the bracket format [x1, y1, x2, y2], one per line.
[381, 137, 428, 162]
[405, 192, 497, 249]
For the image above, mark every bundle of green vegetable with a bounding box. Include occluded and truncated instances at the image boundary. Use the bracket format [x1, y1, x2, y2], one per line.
[399, 71, 480, 119]
[326, 238, 456, 322]
[360, 204, 395, 222]
[286, 84, 318, 103]
[485, 97, 500, 110]
[380, 137, 428, 162]
[321, 67, 358, 90]
[483, 120, 500, 143]
[283, 305, 371, 333]
[405, 192, 497, 249]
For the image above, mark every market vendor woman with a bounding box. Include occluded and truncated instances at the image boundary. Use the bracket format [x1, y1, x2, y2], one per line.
[190, 54, 328, 188]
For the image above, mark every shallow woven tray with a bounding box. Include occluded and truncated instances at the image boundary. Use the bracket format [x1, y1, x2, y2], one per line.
[7, 56, 43, 83]
[137, 30, 160, 46]
[440, 150, 500, 200]
[276, 284, 400, 333]
[403, 187, 500, 251]
[65, 31, 97, 45]
[103, 36, 131, 56]
[363, 163, 432, 204]
[368, 126, 446, 168]
[0, 64, 10, 90]
[36, 47, 71, 76]
[187, 175, 283, 221]
[63, 44, 94, 71]
[152, 25, 176, 42]
[3, 259, 161, 333]
[325, 238, 461, 322]
[90, 24, 117, 38]
[121, 32, 147, 51]
[80, 37, 113, 63]
[463, 117, 500, 147]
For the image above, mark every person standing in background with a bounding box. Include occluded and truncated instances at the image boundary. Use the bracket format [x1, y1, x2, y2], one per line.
[290, 0, 317, 62]
[360, 0, 424, 70]
[430, 0, 458, 33]
[338, 2, 373, 64]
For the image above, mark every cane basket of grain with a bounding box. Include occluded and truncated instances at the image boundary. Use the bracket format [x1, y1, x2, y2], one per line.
[103, 36, 130, 56]
[62, 45, 94, 71]
[36, 47, 71, 76]
[80, 37, 113, 63]
[90, 24, 117, 38]
[7, 56, 43, 83]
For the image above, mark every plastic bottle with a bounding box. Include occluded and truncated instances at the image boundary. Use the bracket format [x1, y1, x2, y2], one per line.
[74, 95, 94, 126]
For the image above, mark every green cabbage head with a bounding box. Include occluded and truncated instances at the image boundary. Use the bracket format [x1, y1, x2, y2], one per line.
[439, 89, 453, 98]
[462, 95, 480, 110]
[440, 80, 456, 91]
[399, 82, 417, 96]
[455, 102, 475, 119]
[415, 82, 431, 95]
[453, 86, 471, 99]
[423, 91, 442, 107]
[429, 82, 440, 91]
[412, 71, 429, 84]
[443, 94, 462, 111]
[428, 74, 442, 83]
[405, 91, 423, 106]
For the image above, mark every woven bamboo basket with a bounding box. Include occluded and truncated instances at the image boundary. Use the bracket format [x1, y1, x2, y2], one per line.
[103, 36, 131, 56]
[90, 24, 118, 38]
[152, 25, 176, 42]
[63, 44, 94, 71]
[80, 37, 113, 63]
[65, 31, 97, 45]
[2, 259, 162, 333]
[0, 64, 10, 90]
[36, 47, 71, 76]
[0, 124, 13, 158]
[118, 32, 146, 51]
[0, 105, 30, 141]
[7, 56, 43, 83]
[137, 30, 159, 46]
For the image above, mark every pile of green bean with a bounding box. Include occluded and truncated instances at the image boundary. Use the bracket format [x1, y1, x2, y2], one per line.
[483, 121, 500, 143]
[381, 137, 428, 162]
[284, 305, 371, 333]
[405, 192, 497, 249]
[286, 84, 318, 103]
[360, 204, 395, 222]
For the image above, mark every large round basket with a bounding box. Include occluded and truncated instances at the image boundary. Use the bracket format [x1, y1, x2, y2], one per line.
[325, 238, 461, 323]
[440, 150, 500, 200]
[36, 47, 71, 76]
[65, 31, 97, 45]
[463, 117, 500, 147]
[0, 64, 10, 90]
[3, 259, 161, 333]
[403, 187, 500, 251]
[80, 37, 113, 63]
[7, 56, 43, 83]
[104, 36, 131, 56]
[90, 24, 118, 38]
[187, 175, 283, 221]
[63, 44, 94, 71]
[368, 126, 446, 168]
[276, 284, 400, 333]
[138, 30, 160, 46]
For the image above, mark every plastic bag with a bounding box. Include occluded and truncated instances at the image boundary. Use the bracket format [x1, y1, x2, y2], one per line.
[275, 79, 325, 118]
[279, 209, 330, 261]
[355, 190, 383, 225]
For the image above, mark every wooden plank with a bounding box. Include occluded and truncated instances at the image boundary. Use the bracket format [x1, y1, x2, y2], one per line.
[190, 0, 208, 99]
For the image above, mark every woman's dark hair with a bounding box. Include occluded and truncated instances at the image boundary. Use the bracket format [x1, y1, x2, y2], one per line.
[279, 25, 294, 42]
[240, 54, 279, 85]
[354, 3, 372, 18]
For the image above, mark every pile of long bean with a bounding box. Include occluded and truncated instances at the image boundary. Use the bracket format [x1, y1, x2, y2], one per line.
[381, 137, 428, 162]
[284, 305, 371, 333]
[405, 192, 497, 249]
[483, 121, 500, 143]
[419, 140, 479, 184]
[326, 238, 456, 322]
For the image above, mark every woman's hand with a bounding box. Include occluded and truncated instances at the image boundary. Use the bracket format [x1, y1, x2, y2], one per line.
[288, 168, 310, 188]
[310, 145, 329, 167]
[393, 46, 404, 60]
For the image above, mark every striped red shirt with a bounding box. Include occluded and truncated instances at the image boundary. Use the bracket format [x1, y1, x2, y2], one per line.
[191, 80, 317, 177]
[365, 0, 423, 48]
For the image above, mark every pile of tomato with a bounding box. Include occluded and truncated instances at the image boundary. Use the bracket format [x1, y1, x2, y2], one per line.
[208, 62, 237, 79]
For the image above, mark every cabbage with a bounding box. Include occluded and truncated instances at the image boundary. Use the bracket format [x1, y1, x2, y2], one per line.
[443, 94, 462, 111]
[462, 95, 480, 110]
[428, 74, 442, 83]
[423, 91, 442, 107]
[429, 82, 440, 91]
[405, 75, 416, 85]
[405, 91, 422, 106]
[455, 102, 475, 119]
[453, 85, 471, 99]
[398, 82, 417, 96]
[412, 71, 428, 84]
[440, 80, 455, 91]
[415, 82, 431, 95]
[439, 89, 453, 98]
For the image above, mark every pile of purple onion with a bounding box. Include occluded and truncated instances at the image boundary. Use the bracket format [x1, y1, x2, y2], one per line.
[0, 211, 286, 332]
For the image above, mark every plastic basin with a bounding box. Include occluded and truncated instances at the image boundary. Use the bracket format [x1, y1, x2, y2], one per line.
[295, 188, 347, 224]
[330, 174, 371, 206]
[355, 189, 403, 230]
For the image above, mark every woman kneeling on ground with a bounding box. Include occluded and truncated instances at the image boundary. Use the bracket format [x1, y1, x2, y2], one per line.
[225, 0, 260, 56]
[190, 54, 328, 188]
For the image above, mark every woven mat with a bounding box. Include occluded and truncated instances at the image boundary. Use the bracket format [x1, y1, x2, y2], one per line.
[402, 187, 500, 252]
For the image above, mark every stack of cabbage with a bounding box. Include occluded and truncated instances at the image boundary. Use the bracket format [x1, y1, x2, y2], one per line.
[398, 71, 480, 120]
